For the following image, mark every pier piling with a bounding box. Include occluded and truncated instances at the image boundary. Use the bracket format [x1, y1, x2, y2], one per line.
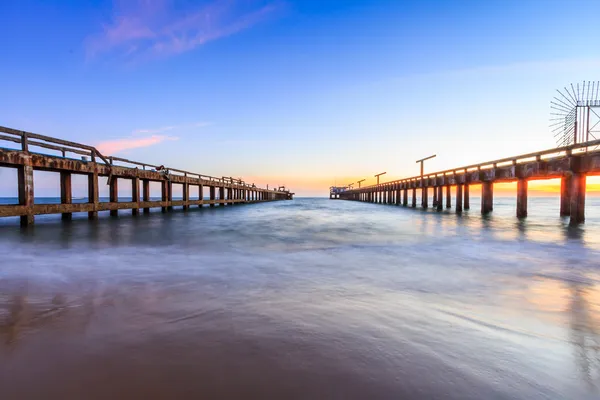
[516, 179, 527, 218]
[60, 171, 72, 221]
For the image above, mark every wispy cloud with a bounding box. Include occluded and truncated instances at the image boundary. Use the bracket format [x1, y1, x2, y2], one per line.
[97, 134, 178, 154]
[96, 121, 210, 154]
[86, 0, 280, 61]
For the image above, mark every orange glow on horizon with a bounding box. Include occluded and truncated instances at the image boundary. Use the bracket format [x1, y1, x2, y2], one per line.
[244, 175, 600, 197]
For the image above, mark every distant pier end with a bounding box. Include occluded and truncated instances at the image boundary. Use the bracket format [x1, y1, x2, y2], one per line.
[0, 126, 293, 226]
[329, 186, 348, 199]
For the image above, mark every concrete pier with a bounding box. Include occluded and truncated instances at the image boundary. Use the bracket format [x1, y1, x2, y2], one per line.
[0, 126, 292, 226]
[337, 139, 600, 225]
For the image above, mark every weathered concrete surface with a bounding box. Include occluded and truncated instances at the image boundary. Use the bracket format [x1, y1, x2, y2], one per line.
[339, 147, 600, 225]
[0, 145, 291, 225]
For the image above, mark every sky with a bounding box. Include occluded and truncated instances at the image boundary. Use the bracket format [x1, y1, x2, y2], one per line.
[1, 0, 600, 197]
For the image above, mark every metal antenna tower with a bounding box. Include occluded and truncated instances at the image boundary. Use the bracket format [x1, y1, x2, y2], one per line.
[551, 80, 600, 147]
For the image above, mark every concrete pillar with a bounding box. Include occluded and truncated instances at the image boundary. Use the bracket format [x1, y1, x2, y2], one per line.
[481, 181, 493, 214]
[456, 184, 463, 213]
[436, 186, 443, 211]
[560, 175, 571, 216]
[183, 182, 189, 211]
[210, 186, 215, 207]
[412, 187, 417, 207]
[132, 177, 140, 215]
[464, 184, 470, 210]
[219, 186, 225, 206]
[109, 177, 118, 216]
[60, 171, 72, 220]
[143, 180, 150, 214]
[569, 174, 586, 225]
[88, 170, 98, 220]
[422, 187, 428, 208]
[199, 184, 204, 206]
[516, 179, 527, 218]
[162, 181, 168, 212]
[446, 186, 451, 208]
[18, 164, 34, 226]
[403, 188, 408, 206]
[167, 181, 173, 211]
[432, 186, 437, 207]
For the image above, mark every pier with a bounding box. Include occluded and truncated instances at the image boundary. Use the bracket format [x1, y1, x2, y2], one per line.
[0, 126, 293, 226]
[336, 139, 600, 225]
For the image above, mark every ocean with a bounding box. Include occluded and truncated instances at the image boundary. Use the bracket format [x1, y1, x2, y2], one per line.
[0, 196, 599, 399]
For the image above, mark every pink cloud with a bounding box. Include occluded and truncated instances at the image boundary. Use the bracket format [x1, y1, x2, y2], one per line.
[86, 0, 281, 60]
[96, 134, 177, 154]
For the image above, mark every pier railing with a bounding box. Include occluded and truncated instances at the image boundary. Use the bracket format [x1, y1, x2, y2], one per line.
[0, 125, 293, 225]
[341, 139, 600, 225]
[360, 139, 600, 189]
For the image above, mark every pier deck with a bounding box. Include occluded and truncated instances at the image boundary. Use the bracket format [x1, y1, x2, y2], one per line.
[0, 126, 293, 225]
[338, 140, 600, 225]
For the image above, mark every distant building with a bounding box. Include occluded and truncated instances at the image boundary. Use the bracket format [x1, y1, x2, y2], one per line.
[329, 186, 348, 199]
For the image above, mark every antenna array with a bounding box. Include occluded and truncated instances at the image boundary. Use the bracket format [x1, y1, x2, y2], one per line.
[551, 80, 600, 147]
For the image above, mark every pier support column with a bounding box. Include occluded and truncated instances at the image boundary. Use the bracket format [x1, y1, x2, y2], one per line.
[210, 186, 215, 207]
[569, 174, 586, 225]
[403, 188, 408, 206]
[456, 184, 463, 213]
[481, 182, 493, 215]
[109, 177, 118, 216]
[432, 186, 437, 207]
[516, 179, 527, 218]
[60, 171, 72, 221]
[396, 187, 401, 205]
[167, 181, 173, 211]
[219, 186, 225, 206]
[446, 186, 451, 208]
[161, 181, 168, 212]
[412, 187, 417, 207]
[183, 182, 189, 211]
[17, 163, 34, 226]
[436, 186, 443, 211]
[143, 180, 150, 214]
[132, 177, 140, 216]
[88, 169, 98, 220]
[421, 187, 428, 208]
[464, 184, 470, 210]
[560, 175, 571, 216]
[199, 184, 204, 207]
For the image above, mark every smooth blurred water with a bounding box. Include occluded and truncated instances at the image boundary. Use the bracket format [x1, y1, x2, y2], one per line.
[0, 197, 599, 399]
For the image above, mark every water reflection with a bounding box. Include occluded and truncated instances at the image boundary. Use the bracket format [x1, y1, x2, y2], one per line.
[569, 284, 600, 390]
[1, 198, 600, 399]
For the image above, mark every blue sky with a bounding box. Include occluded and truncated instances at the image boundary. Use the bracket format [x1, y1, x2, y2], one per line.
[1, 0, 600, 196]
